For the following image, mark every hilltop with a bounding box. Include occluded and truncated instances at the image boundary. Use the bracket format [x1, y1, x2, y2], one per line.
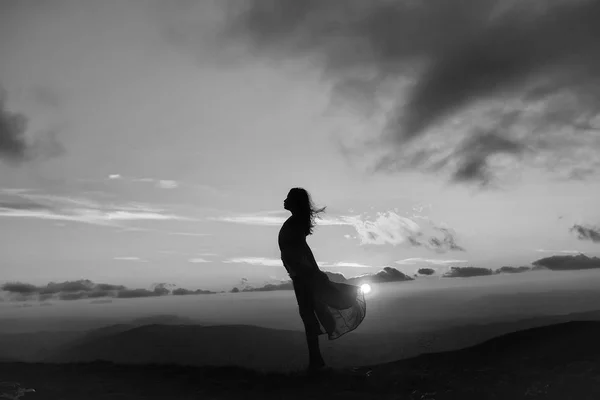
[1, 320, 599, 399]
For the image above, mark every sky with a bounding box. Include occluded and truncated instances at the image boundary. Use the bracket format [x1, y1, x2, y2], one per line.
[1, 0, 600, 291]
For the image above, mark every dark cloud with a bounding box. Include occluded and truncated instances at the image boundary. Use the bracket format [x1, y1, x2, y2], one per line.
[533, 253, 600, 270]
[347, 266, 414, 285]
[218, 0, 600, 185]
[116, 289, 161, 299]
[571, 224, 600, 243]
[443, 266, 494, 278]
[0, 88, 66, 165]
[1, 280, 214, 301]
[58, 291, 88, 301]
[39, 280, 95, 294]
[494, 266, 532, 274]
[237, 281, 294, 292]
[417, 268, 436, 276]
[172, 288, 215, 295]
[95, 283, 127, 291]
[0, 282, 38, 294]
[0, 89, 29, 163]
[450, 132, 526, 185]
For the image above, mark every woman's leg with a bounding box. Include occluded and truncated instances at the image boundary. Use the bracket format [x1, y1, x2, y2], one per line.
[292, 278, 325, 368]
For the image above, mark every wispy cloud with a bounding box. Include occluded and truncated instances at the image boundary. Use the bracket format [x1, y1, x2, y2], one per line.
[223, 257, 388, 269]
[223, 257, 283, 267]
[105, 174, 223, 195]
[321, 261, 375, 268]
[334, 211, 466, 253]
[395, 258, 468, 266]
[0, 189, 194, 228]
[209, 210, 288, 226]
[535, 249, 585, 254]
[188, 258, 210, 263]
[213, 209, 466, 253]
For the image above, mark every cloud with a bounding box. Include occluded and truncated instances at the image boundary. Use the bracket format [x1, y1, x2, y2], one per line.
[532, 253, 600, 270]
[322, 262, 374, 268]
[570, 224, 600, 243]
[336, 211, 466, 252]
[188, 257, 210, 263]
[113, 257, 148, 262]
[0, 88, 32, 163]
[417, 268, 436, 276]
[156, 180, 179, 189]
[0, 282, 38, 294]
[217, 0, 600, 186]
[172, 288, 214, 295]
[223, 257, 389, 269]
[209, 211, 287, 226]
[535, 249, 585, 254]
[396, 258, 468, 265]
[494, 266, 532, 274]
[223, 257, 283, 267]
[0, 190, 193, 228]
[215, 209, 465, 253]
[231, 266, 412, 293]
[0, 279, 214, 301]
[0, 87, 65, 164]
[346, 266, 414, 285]
[105, 174, 224, 195]
[443, 266, 494, 278]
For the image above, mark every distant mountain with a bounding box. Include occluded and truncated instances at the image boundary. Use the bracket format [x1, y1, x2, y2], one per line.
[0, 314, 201, 363]
[459, 320, 600, 364]
[44, 324, 310, 372]
[0, 331, 82, 362]
[37, 309, 600, 373]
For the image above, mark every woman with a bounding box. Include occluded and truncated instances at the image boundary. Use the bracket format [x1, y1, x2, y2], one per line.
[278, 188, 366, 372]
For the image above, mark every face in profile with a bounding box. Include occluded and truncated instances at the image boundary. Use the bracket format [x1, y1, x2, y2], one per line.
[284, 191, 294, 211]
[284, 189, 303, 213]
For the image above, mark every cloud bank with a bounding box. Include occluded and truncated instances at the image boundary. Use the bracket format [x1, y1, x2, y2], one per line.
[0, 280, 216, 302]
[443, 266, 494, 278]
[533, 254, 600, 270]
[217, 0, 600, 185]
[231, 266, 413, 293]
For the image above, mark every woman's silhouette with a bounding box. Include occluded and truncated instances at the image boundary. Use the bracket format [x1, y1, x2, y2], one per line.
[278, 188, 366, 372]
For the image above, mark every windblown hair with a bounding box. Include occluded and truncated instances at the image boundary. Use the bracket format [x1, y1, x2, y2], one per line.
[288, 187, 326, 236]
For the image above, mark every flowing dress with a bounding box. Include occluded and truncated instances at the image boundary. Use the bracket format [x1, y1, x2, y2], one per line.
[278, 216, 366, 340]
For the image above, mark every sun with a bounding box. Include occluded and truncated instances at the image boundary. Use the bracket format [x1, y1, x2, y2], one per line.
[360, 284, 371, 294]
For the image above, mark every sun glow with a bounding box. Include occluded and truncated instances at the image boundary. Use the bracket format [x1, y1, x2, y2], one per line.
[360, 284, 371, 294]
